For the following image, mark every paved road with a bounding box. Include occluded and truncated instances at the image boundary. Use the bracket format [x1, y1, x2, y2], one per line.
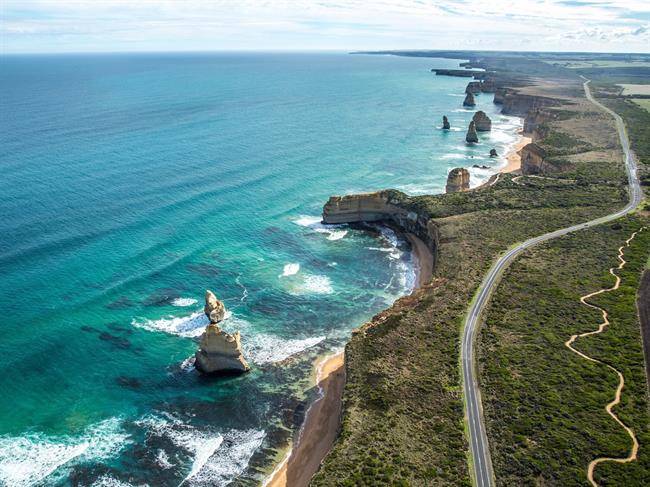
[461, 79, 644, 487]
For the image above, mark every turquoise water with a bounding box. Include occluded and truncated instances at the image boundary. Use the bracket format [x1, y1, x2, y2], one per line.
[0, 53, 521, 486]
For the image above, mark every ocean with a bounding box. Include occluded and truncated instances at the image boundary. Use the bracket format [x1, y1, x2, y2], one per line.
[0, 52, 521, 486]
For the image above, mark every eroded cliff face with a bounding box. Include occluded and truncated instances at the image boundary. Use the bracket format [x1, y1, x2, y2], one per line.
[520, 143, 556, 175]
[523, 108, 557, 135]
[494, 88, 558, 116]
[322, 191, 439, 264]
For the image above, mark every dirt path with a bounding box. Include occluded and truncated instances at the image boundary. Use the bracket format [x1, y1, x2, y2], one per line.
[564, 228, 646, 486]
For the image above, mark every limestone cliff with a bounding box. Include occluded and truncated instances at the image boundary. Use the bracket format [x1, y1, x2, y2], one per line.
[465, 121, 479, 143]
[322, 190, 439, 266]
[472, 111, 492, 131]
[480, 78, 496, 93]
[520, 143, 553, 175]
[195, 290, 250, 375]
[445, 168, 470, 193]
[463, 92, 476, 107]
[494, 90, 558, 117]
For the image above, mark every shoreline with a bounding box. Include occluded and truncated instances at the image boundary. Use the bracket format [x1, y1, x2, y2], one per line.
[264, 232, 432, 487]
[264, 351, 346, 487]
[502, 131, 531, 173]
[263, 84, 515, 487]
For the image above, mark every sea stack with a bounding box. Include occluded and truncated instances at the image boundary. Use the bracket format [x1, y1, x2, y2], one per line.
[465, 81, 481, 94]
[489, 148, 498, 157]
[463, 92, 476, 107]
[442, 115, 451, 130]
[466, 121, 479, 143]
[446, 168, 471, 193]
[195, 290, 250, 375]
[472, 111, 492, 131]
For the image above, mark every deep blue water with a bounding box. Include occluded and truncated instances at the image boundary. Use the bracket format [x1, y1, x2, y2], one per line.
[0, 52, 521, 486]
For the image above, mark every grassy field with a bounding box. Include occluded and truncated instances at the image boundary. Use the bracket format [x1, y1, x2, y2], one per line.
[632, 98, 650, 112]
[618, 84, 650, 95]
[478, 216, 650, 485]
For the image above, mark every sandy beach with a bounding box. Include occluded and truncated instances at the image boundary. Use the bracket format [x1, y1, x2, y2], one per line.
[264, 233, 433, 487]
[502, 133, 532, 173]
[406, 233, 434, 287]
[264, 352, 345, 487]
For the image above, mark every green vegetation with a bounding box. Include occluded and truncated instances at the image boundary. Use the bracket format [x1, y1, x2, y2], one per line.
[632, 98, 650, 112]
[312, 53, 650, 486]
[597, 96, 650, 167]
[478, 217, 650, 485]
[617, 84, 650, 96]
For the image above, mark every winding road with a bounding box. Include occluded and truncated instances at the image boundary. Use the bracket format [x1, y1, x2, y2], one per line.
[461, 79, 644, 487]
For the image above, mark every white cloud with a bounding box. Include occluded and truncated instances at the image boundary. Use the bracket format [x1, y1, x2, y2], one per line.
[1, 0, 649, 53]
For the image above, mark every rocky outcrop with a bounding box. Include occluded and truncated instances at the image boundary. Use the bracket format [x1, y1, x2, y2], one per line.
[493, 87, 509, 105]
[322, 191, 439, 266]
[523, 108, 557, 141]
[463, 92, 476, 107]
[489, 148, 498, 157]
[432, 69, 481, 78]
[442, 115, 450, 130]
[472, 111, 492, 131]
[500, 92, 558, 117]
[480, 79, 496, 93]
[195, 290, 250, 375]
[445, 168, 470, 193]
[466, 121, 479, 143]
[520, 143, 551, 175]
[465, 81, 481, 94]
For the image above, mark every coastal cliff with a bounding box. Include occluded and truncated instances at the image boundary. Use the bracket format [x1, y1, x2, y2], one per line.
[494, 88, 558, 116]
[322, 190, 439, 266]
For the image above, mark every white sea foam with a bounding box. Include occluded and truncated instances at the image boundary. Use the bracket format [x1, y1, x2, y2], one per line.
[137, 415, 264, 486]
[132, 311, 208, 338]
[287, 274, 333, 295]
[244, 335, 325, 364]
[293, 215, 322, 227]
[280, 262, 300, 277]
[172, 297, 198, 307]
[156, 449, 173, 469]
[92, 475, 142, 487]
[293, 215, 347, 241]
[0, 418, 130, 487]
[326, 230, 348, 241]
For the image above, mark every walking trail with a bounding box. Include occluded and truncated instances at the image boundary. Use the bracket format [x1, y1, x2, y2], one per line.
[564, 227, 646, 486]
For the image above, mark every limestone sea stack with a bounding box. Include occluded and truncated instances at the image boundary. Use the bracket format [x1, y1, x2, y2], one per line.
[465, 81, 481, 94]
[489, 148, 498, 157]
[472, 111, 492, 131]
[465, 121, 479, 143]
[195, 290, 250, 375]
[446, 168, 470, 193]
[463, 92, 476, 107]
[442, 115, 450, 130]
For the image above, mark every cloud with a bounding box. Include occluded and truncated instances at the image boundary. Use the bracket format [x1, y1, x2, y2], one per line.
[1, 0, 650, 53]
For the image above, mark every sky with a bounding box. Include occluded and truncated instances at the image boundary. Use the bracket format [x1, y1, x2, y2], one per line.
[1, 0, 649, 54]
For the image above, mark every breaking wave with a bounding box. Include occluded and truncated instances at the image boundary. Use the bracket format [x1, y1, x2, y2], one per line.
[280, 262, 300, 277]
[293, 215, 348, 241]
[137, 414, 264, 486]
[0, 418, 130, 487]
[172, 298, 198, 307]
